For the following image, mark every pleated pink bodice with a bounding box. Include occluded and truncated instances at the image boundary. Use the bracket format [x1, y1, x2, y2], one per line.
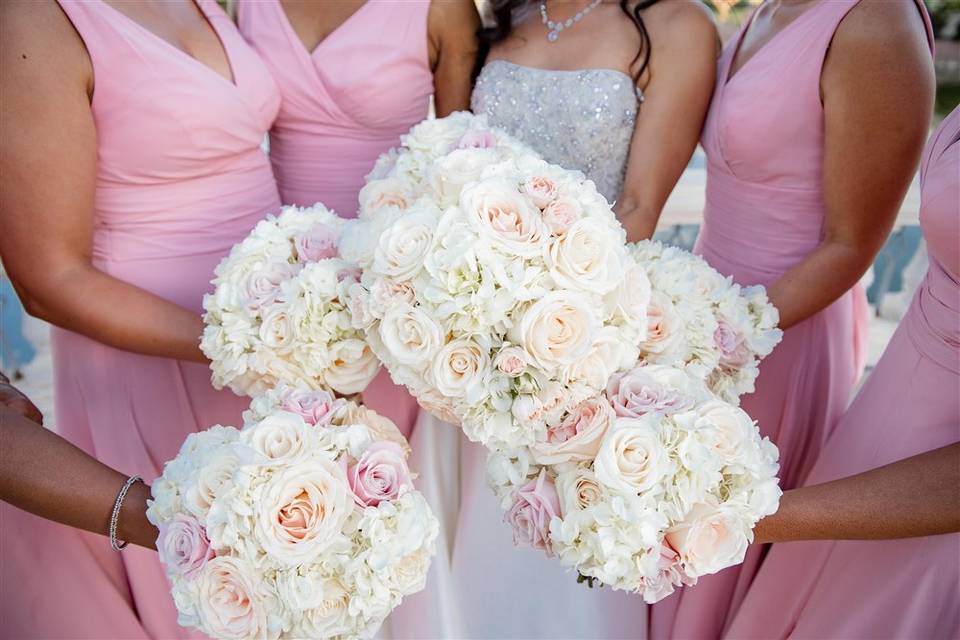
[238, 0, 434, 215]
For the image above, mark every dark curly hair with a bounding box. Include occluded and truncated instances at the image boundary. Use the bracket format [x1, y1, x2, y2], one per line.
[476, 0, 663, 84]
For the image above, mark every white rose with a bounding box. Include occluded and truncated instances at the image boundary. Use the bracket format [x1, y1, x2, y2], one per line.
[512, 291, 599, 371]
[325, 339, 381, 395]
[288, 578, 354, 639]
[548, 218, 624, 294]
[521, 175, 559, 208]
[368, 278, 417, 319]
[612, 257, 652, 332]
[594, 415, 672, 496]
[493, 345, 528, 377]
[555, 466, 607, 515]
[359, 176, 414, 215]
[694, 400, 757, 464]
[387, 546, 434, 595]
[258, 304, 296, 353]
[255, 457, 352, 566]
[541, 196, 582, 235]
[665, 503, 751, 577]
[240, 412, 314, 464]
[431, 337, 490, 402]
[373, 206, 438, 281]
[195, 556, 277, 640]
[379, 305, 443, 369]
[430, 147, 497, 206]
[183, 449, 239, 520]
[459, 178, 548, 257]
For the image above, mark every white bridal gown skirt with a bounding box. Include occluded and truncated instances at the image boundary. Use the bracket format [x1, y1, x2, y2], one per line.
[382, 413, 649, 639]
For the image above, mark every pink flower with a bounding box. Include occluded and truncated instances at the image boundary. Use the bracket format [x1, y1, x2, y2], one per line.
[522, 176, 559, 209]
[531, 396, 613, 465]
[606, 367, 696, 418]
[280, 388, 343, 427]
[504, 469, 560, 554]
[641, 543, 694, 603]
[336, 266, 362, 283]
[541, 197, 582, 235]
[295, 224, 339, 263]
[714, 320, 751, 369]
[157, 514, 215, 578]
[347, 442, 413, 507]
[456, 129, 496, 150]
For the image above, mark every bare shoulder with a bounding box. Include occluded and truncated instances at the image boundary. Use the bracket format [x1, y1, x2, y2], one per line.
[428, 0, 481, 38]
[833, 0, 931, 60]
[1, 0, 91, 95]
[641, 0, 717, 45]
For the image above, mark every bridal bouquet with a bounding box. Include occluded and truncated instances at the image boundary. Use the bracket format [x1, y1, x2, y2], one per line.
[343, 135, 649, 452]
[631, 241, 783, 403]
[201, 204, 379, 397]
[147, 387, 438, 639]
[486, 364, 781, 602]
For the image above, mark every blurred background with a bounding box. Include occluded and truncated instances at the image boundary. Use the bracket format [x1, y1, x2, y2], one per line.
[2, 0, 958, 424]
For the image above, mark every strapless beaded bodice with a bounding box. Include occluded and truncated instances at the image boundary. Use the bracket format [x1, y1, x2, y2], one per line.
[471, 60, 641, 203]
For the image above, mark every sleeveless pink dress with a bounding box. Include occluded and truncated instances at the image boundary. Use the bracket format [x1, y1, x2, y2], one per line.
[650, 3, 934, 638]
[237, 0, 433, 437]
[725, 104, 960, 640]
[0, 1, 281, 637]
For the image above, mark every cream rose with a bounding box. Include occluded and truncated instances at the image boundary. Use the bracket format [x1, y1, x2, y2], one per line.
[493, 345, 528, 377]
[541, 196, 582, 235]
[694, 400, 756, 464]
[512, 291, 598, 371]
[522, 175, 559, 208]
[431, 337, 489, 400]
[531, 396, 613, 465]
[555, 467, 606, 515]
[373, 208, 437, 281]
[254, 458, 352, 566]
[358, 176, 413, 214]
[460, 178, 548, 257]
[195, 556, 273, 640]
[325, 339, 381, 395]
[336, 402, 410, 451]
[379, 305, 443, 369]
[258, 305, 295, 352]
[665, 503, 750, 577]
[289, 578, 354, 639]
[368, 278, 417, 319]
[594, 416, 671, 496]
[641, 291, 682, 356]
[240, 412, 313, 464]
[548, 218, 623, 294]
[184, 450, 239, 520]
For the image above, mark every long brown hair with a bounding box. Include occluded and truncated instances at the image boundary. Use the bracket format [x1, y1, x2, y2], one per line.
[476, 0, 663, 84]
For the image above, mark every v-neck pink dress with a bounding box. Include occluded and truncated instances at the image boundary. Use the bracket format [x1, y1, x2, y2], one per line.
[650, 2, 934, 638]
[237, 0, 433, 438]
[0, 1, 280, 637]
[724, 105, 959, 640]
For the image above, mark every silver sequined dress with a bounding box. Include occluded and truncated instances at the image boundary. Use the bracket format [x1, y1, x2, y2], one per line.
[471, 59, 642, 203]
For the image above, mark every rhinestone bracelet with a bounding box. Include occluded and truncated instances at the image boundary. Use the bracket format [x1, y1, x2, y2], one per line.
[109, 475, 143, 551]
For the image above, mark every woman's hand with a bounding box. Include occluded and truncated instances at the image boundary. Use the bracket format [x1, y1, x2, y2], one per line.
[0, 373, 42, 424]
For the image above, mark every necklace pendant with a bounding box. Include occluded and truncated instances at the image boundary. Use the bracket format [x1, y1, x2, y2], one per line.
[547, 29, 559, 42]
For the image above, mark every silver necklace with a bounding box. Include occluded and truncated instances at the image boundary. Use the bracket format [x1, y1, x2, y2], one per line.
[539, 0, 603, 42]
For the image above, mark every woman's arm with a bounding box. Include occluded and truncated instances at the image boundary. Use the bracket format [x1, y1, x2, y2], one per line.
[0, 372, 43, 424]
[0, 407, 157, 549]
[765, 2, 934, 330]
[0, 2, 206, 363]
[428, 0, 481, 117]
[755, 443, 960, 544]
[616, 2, 718, 243]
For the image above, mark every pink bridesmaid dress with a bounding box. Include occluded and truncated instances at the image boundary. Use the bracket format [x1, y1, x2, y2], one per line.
[650, 2, 934, 638]
[0, 1, 281, 637]
[725, 104, 960, 640]
[237, 0, 433, 437]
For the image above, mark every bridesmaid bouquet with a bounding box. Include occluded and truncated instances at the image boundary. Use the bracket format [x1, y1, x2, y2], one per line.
[343, 139, 649, 452]
[147, 387, 438, 639]
[201, 204, 379, 397]
[485, 364, 781, 602]
[631, 241, 783, 403]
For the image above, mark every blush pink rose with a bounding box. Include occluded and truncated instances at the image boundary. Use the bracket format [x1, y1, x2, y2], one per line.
[606, 367, 695, 418]
[642, 542, 694, 603]
[504, 469, 560, 554]
[295, 224, 339, 263]
[456, 129, 496, 150]
[522, 176, 559, 209]
[280, 388, 344, 427]
[347, 442, 413, 507]
[531, 396, 613, 464]
[157, 513, 215, 578]
[714, 320, 751, 369]
[541, 197, 582, 235]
